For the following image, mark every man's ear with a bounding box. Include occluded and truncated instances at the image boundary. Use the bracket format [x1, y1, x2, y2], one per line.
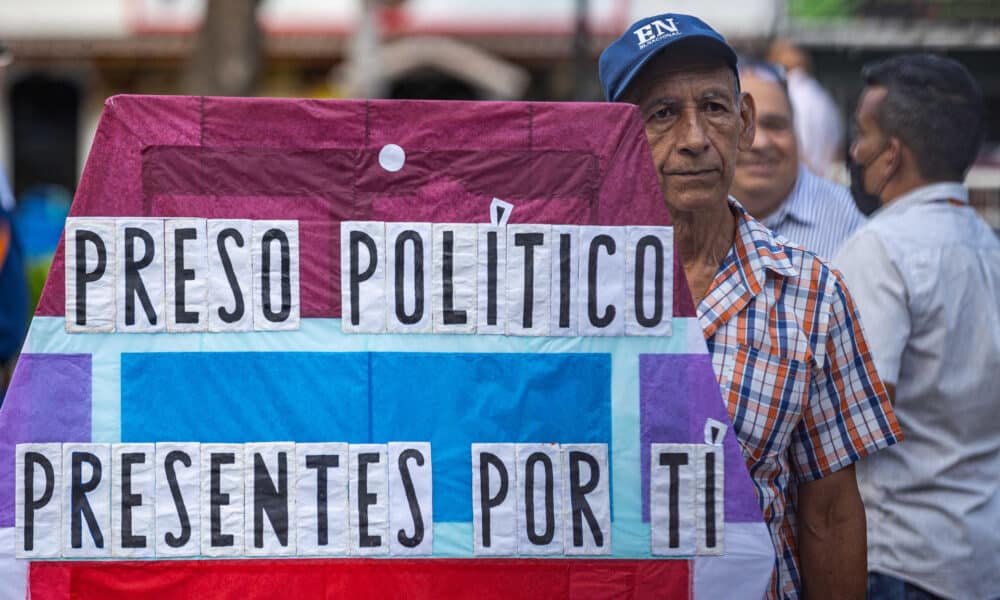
[737, 91, 756, 152]
[886, 137, 904, 174]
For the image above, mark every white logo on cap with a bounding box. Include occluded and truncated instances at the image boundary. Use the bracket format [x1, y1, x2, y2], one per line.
[633, 18, 680, 49]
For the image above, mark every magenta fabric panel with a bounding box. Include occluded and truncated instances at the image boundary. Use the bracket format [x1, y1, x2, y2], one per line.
[35, 95, 696, 319]
[36, 95, 203, 316]
[36, 107, 133, 315]
[367, 100, 534, 151]
[201, 96, 367, 149]
[111, 94, 203, 147]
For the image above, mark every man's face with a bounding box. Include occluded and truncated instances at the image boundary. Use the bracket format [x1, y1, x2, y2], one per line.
[731, 71, 799, 219]
[630, 58, 755, 216]
[850, 86, 892, 197]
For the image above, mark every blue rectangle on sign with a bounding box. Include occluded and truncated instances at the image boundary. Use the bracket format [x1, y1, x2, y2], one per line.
[121, 351, 612, 522]
[121, 352, 371, 443]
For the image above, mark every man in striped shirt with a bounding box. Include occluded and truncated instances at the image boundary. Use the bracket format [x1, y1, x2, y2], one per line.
[600, 13, 901, 599]
[730, 60, 866, 261]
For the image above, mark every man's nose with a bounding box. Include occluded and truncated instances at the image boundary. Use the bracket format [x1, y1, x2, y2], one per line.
[849, 139, 861, 164]
[750, 124, 771, 151]
[677, 109, 710, 155]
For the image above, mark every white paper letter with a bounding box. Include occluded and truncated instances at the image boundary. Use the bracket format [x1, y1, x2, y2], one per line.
[472, 443, 517, 555]
[65, 218, 116, 333]
[16, 443, 61, 558]
[295, 442, 349, 556]
[341, 221, 386, 333]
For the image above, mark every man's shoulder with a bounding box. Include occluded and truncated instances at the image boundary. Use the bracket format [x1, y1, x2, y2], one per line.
[737, 201, 850, 302]
[790, 168, 864, 223]
[731, 203, 871, 369]
[840, 196, 984, 266]
[774, 236, 850, 302]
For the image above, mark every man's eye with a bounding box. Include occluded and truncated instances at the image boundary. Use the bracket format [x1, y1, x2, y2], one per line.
[760, 117, 791, 132]
[651, 106, 674, 120]
[705, 101, 726, 113]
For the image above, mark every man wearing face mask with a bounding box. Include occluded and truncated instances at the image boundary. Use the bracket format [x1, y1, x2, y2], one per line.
[835, 54, 1000, 599]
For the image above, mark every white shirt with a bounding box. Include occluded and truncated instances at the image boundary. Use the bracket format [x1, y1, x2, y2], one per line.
[786, 69, 844, 178]
[761, 165, 866, 261]
[835, 182, 1000, 599]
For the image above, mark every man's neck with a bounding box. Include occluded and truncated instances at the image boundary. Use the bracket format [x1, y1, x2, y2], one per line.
[879, 171, 936, 207]
[671, 201, 738, 306]
[730, 172, 797, 223]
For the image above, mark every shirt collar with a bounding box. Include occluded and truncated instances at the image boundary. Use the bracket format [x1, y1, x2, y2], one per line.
[699, 199, 799, 338]
[730, 197, 799, 283]
[761, 164, 815, 230]
[875, 181, 968, 219]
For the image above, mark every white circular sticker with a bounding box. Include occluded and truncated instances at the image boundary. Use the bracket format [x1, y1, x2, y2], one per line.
[378, 144, 406, 172]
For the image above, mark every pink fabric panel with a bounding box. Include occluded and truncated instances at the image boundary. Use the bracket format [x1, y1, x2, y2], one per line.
[37, 95, 696, 319]
[201, 96, 366, 149]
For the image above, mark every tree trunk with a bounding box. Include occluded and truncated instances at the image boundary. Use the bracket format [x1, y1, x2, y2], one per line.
[184, 0, 262, 97]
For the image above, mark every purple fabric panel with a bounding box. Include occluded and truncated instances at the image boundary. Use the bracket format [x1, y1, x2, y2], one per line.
[683, 357, 763, 523]
[0, 354, 91, 527]
[640, 354, 691, 525]
[640, 353, 762, 524]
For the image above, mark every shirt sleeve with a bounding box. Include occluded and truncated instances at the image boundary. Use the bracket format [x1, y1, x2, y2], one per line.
[834, 230, 910, 385]
[790, 263, 902, 482]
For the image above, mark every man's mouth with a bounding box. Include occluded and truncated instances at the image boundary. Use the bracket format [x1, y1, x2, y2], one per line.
[738, 160, 779, 174]
[665, 168, 718, 177]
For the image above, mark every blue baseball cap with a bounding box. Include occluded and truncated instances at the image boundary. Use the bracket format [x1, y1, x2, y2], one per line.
[599, 14, 738, 102]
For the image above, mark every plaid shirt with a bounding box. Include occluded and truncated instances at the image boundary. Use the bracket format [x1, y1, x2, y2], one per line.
[700, 200, 900, 600]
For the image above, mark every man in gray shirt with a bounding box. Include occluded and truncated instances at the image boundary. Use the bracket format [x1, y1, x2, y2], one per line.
[836, 54, 1000, 599]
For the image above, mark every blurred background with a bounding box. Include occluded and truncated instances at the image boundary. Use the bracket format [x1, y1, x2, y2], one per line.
[0, 0, 998, 396]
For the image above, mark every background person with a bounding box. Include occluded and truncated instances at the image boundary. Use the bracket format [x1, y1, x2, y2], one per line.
[730, 59, 865, 260]
[768, 38, 845, 178]
[0, 167, 27, 401]
[835, 53, 1000, 600]
[600, 14, 900, 599]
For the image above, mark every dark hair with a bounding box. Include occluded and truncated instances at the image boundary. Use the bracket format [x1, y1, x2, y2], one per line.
[862, 54, 984, 181]
[737, 57, 791, 109]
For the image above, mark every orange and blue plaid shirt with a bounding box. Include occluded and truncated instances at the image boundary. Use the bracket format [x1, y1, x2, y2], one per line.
[700, 200, 900, 600]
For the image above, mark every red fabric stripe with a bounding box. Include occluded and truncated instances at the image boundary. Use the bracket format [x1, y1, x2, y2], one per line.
[30, 558, 690, 600]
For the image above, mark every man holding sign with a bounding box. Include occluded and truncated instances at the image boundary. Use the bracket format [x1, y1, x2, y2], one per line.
[600, 14, 900, 599]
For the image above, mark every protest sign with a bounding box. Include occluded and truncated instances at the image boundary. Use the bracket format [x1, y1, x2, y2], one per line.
[0, 95, 773, 599]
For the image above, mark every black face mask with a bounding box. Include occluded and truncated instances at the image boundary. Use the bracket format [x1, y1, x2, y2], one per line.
[848, 143, 889, 217]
